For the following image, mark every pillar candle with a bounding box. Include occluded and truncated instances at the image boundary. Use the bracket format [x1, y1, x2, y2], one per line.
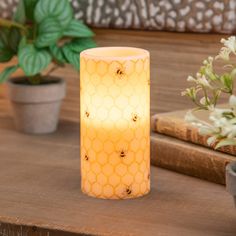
[80, 47, 150, 199]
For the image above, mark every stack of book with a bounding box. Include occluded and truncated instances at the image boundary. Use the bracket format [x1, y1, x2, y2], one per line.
[150, 107, 236, 185]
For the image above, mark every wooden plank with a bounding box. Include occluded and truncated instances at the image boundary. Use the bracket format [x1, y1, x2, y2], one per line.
[0, 223, 79, 236]
[0, 115, 235, 236]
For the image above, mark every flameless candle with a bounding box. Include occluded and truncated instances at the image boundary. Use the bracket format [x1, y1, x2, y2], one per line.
[80, 47, 150, 199]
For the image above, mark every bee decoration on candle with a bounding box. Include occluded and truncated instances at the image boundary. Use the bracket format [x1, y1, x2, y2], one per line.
[147, 173, 150, 180]
[116, 66, 126, 80]
[84, 154, 89, 161]
[125, 186, 132, 196]
[85, 110, 90, 118]
[132, 113, 139, 123]
[117, 149, 128, 159]
[120, 150, 127, 158]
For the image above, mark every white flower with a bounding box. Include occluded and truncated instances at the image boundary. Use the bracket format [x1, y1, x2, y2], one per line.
[181, 87, 197, 100]
[229, 95, 236, 108]
[197, 75, 212, 88]
[183, 36, 236, 149]
[206, 136, 217, 146]
[199, 126, 214, 136]
[221, 36, 236, 54]
[196, 72, 201, 78]
[215, 47, 231, 61]
[187, 75, 196, 83]
[185, 110, 213, 128]
[200, 97, 207, 105]
[227, 126, 236, 139]
[214, 117, 228, 127]
[207, 105, 215, 112]
[210, 108, 230, 119]
[221, 123, 232, 136]
[203, 56, 213, 65]
[229, 95, 236, 116]
[208, 56, 213, 62]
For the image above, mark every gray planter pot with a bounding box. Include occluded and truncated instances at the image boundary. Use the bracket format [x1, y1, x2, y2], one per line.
[226, 162, 236, 207]
[7, 77, 66, 134]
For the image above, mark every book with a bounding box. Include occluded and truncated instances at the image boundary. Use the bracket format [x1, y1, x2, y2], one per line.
[151, 133, 235, 185]
[151, 106, 236, 156]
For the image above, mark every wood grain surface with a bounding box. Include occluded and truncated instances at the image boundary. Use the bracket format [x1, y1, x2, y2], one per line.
[0, 29, 235, 235]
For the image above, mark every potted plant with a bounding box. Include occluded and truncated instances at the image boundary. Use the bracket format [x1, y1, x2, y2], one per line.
[226, 162, 236, 207]
[0, 0, 96, 134]
[182, 36, 236, 206]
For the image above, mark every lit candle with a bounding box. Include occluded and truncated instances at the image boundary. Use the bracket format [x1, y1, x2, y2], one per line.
[80, 47, 150, 199]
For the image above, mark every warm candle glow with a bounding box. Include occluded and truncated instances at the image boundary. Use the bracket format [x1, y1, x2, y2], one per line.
[80, 47, 150, 199]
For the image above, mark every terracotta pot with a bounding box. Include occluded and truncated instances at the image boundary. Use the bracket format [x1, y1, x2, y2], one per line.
[226, 161, 236, 207]
[7, 77, 66, 134]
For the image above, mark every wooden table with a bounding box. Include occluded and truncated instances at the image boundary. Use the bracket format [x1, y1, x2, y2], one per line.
[0, 29, 235, 235]
[0, 114, 235, 236]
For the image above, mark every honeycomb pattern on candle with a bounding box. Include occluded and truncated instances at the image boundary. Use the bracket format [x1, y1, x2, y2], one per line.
[80, 55, 150, 199]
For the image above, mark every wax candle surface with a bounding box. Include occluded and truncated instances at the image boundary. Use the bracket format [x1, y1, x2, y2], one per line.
[80, 47, 150, 199]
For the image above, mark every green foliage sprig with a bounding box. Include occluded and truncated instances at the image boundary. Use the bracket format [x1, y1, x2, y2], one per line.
[0, 0, 96, 84]
[182, 36, 236, 149]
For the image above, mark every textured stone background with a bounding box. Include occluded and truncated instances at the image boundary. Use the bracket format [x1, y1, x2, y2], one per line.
[1, 0, 236, 33]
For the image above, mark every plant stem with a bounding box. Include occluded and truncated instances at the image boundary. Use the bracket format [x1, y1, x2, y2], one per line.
[0, 18, 27, 33]
[33, 23, 37, 41]
[45, 65, 60, 76]
[27, 74, 42, 85]
[201, 85, 210, 106]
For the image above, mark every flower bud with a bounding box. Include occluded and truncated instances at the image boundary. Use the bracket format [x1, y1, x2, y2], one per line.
[220, 36, 236, 54]
[187, 76, 196, 83]
[197, 75, 211, 88]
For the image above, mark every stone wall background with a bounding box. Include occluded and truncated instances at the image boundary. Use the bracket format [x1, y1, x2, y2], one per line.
[1, 0, 236, 34]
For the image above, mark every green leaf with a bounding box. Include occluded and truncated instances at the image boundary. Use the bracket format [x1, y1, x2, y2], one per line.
[18, 44, 52, 76]
[0, 28, 21, 61]
[0, 28, 14, 62]
[220, 73, 233, 92]
[0, 28, 9, 48]
[9, 28, 21, 52]
[19, 36, 27, 50]
[34, 0, 73, 28]
[13, 0, 26, 24]
[27, 27, 34, 40]
[63, 20, 94, 38]
[66, 38, 96, 53]
[0, 49, 14, 62]
[24, 0, 38, 21]
[36, 17, 63, 48]
[62, 45, 80, 70]
[49, 44, 66, 64]
[215, 138, 236, 149]
[0, 65, 18, 83]
[53, 37, 96, 68]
